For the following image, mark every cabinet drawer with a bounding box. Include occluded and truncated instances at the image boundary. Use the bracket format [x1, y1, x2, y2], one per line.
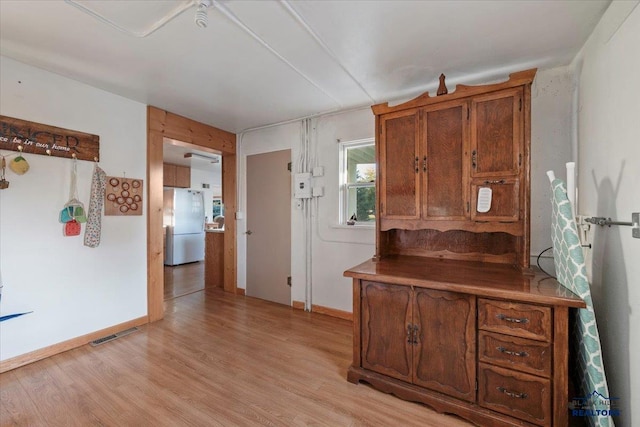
[478, 299, 552, 341]
[478, 363, 550, 426]
[478, 331, 551, 377]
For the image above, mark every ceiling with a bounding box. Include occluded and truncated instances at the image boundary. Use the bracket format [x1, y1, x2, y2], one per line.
[163, 138, 221, 171]
[0, 0, 610, 135]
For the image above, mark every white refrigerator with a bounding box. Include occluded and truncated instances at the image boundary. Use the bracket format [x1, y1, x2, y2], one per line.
[164, 188, 205, 266]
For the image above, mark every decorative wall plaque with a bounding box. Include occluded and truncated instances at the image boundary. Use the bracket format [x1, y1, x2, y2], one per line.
[105, 176, 143, 216]
[0, 115, 100, 162]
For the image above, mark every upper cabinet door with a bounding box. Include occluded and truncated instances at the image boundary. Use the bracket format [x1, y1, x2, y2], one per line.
[471, 88, 523, 178]
[380, 110, 420, 220]
[422, 100, 469, 220]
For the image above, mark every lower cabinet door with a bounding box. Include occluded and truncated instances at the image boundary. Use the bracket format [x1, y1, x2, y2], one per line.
[361, 281, 413, 382]
[478, 363, 551, 426]
[413, 289, 476, 402]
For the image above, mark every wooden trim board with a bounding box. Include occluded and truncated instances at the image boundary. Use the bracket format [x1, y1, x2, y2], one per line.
[292, 300, 353, 322]
[0, 316, 148, 373]
[312, 305, 353, 321]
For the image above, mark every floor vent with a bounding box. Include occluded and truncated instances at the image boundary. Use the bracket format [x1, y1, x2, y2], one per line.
[90, 327, 139, 347]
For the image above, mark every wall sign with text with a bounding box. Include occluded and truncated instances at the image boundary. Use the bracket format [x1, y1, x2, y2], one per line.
[0, 115, 100, 162]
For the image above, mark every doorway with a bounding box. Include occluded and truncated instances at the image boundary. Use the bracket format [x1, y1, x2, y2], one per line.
[162, 139, 223, 300]
[246, 149, 291, 305]
[147, 106, 237, 322]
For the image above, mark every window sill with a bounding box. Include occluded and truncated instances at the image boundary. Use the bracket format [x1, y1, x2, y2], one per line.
[331, 223, 375, 230]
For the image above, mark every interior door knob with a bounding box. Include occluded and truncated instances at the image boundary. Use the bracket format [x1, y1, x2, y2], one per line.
[245, 230, 253, 235]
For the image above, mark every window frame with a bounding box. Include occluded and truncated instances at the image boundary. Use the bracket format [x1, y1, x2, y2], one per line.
[339, 138, 376, 226]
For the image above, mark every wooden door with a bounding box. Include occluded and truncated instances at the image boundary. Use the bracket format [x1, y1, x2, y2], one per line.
[471, 87, 523, 178]
[175, 165, 191, 188]
[421, 100, 469, 220]
[246, 150, 291, 306]
[471, 178, 520, 222]
[361, 281, 413, 382]
[379, 110, 420, 220]
[163, 163, 176, 187]
[412, 289, 476, 402]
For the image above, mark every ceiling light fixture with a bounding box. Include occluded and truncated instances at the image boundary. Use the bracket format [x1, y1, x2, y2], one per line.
[184, 152, 220, 163]
[195, 0, 213, 28]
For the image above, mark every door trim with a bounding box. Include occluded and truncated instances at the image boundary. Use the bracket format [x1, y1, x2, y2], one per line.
[147, 106, 237, 322]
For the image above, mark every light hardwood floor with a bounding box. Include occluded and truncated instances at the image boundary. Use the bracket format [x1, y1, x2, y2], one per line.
[0, 289, 472, 426]
[164, 262, 205, 300]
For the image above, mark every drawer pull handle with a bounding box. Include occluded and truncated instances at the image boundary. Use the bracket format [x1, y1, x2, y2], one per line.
[497, 386, 528, 399]
[496, 313, 529, 324]
[415, 157, 419, 173]
[484, 179, 506, 185]
[497, 346, 529, 357]
[407, 324, 413, 343]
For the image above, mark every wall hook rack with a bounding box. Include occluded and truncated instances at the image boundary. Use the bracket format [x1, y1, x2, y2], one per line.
[0, 115, 100, 162]
[584, 213, 640, 238]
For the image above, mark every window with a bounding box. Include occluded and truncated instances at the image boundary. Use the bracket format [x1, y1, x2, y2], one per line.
[340, 138, 376, 225]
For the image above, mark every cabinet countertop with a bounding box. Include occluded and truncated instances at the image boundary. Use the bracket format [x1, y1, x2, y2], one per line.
[344, 255, 585, 308]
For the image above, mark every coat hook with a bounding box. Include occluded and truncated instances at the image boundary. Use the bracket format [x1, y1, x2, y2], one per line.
[18, 145, 23, 152]
[94, 156, 99, 162]
[72, 153, 77, 159]
[46, 149, 52, 156]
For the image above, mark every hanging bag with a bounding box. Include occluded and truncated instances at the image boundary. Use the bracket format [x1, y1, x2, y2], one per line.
[60, 158, 86, 236]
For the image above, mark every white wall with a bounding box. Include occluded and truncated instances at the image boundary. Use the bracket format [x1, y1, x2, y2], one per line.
[237, 69, 574, 311]
[0, 57, 147, 361]
[190, 164, 222, 223]
[572, 3, 640, 425]
[308, 110, 376, 312]
[530, 65, 575, 270]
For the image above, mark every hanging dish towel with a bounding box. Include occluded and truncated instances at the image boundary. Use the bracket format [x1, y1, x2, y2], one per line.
[550, 178, 613, 427]
[84, 164, 107, 248]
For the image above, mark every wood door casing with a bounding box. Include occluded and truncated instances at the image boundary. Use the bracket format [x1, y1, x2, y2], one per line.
[413, 289, 476, 401]
[148, 106, 236, 323]
[379, 110, 420, 220]
[422, 100, 469, 220]
[361, 281, 413, 382]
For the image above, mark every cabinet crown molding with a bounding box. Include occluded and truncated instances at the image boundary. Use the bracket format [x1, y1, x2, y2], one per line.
[372, 69, 537, 116]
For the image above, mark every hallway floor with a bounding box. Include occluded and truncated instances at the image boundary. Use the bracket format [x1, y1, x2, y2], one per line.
[164, 261, 204, 300]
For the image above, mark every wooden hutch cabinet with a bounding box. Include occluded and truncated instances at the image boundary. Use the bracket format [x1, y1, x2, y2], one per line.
[345, 70, 586, 427]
